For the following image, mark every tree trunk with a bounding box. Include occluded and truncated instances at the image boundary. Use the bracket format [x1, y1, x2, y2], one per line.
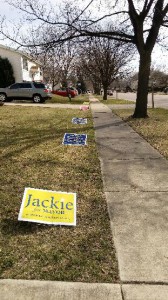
[103, 86, 108, 100]
[93, 83, 101, 95]
[93, 86, 100, 95]
[133, 52, 151, 118]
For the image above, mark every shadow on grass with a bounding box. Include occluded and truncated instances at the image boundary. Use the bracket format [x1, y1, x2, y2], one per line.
[1, 217, 72, 236]
[1, 116, 93, 159]
[1, 218, 41, 235]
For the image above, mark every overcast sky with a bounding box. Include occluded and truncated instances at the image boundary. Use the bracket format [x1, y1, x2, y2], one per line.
[0, 0, 168, 72]
[0, 0, 18, 20]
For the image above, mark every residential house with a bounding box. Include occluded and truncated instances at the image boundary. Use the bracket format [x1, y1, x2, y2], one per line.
[0, 44, 43, 83]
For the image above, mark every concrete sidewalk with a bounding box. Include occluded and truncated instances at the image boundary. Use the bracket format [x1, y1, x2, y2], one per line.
[0, 280, 122, 300]
[1, 280, 168, 300]
[1, 97, 168, 299]
[90, 96, 168, 298]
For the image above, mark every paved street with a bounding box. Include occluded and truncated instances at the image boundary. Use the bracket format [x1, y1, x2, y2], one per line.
[114, 92, 168, 109]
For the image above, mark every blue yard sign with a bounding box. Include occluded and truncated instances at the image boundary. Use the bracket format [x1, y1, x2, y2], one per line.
[63, 133, 87, 146]
[72, 118, 87, 124]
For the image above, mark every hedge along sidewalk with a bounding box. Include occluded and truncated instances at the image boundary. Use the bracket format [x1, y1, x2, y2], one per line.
[0, 105, 119, 282]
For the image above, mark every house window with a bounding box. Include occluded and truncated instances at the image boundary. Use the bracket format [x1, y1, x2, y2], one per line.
[23, 58, 28, 70]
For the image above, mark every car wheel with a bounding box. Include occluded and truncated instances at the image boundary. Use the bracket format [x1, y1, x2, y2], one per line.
[0, 93, 7, 102]
[33, 94, 44, 103]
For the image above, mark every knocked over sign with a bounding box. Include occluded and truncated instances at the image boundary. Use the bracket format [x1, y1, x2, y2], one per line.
[63, 133, 87, 145]
[18, 188, 76, 226]
[72, 118, 87, 124]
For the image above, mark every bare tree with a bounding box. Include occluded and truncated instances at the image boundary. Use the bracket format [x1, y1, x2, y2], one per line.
[130, 67, 168, 92]
[29, 40, 77, 88]
[1, 0, 168, 117]
[78, 37, 132, 99]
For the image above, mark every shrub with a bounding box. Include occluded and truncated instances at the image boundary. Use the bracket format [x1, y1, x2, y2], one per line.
[0, 56, 15, 88]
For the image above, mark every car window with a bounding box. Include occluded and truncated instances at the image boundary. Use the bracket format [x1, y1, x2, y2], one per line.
[33, 82, 45, 89]
[19, 83, 32, 89]
[10, 83, 20, 89]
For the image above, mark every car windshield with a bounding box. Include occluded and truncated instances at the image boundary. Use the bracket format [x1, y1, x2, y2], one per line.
[33, 82, 45, 89]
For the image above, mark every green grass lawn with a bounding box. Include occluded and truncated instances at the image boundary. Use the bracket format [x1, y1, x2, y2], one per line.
[48, 94, 90, 104]
[0, 105, 119, 282]
[95, 95, 134, 104]
[114, 108, 168, 159]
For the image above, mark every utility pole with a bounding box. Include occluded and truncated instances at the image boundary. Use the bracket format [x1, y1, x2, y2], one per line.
[151, 80, 155, 109]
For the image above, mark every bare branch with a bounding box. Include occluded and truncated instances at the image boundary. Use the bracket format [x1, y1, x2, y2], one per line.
[141, 0, 154, 19]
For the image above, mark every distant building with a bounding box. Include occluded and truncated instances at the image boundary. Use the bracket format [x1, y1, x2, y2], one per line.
[0, 44, 43, 82]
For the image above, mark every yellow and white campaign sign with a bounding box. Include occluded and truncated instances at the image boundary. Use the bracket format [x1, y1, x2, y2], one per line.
[18, 188, 76, 226]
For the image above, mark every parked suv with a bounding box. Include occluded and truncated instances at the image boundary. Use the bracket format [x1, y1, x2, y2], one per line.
[0, 82, 52, 103]
[107, 90, 113, 95]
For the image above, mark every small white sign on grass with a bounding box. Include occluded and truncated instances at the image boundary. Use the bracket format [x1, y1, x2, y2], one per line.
[72, 118, 87, 124]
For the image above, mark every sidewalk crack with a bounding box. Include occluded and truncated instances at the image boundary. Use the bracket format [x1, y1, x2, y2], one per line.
[120, 285, 125, 300]
[121, 280, 168, 285]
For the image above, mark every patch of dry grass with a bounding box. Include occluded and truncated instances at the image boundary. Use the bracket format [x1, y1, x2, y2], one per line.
[48, 94, 89, 104]
[95, 95, 134, 104]
[0, 105, 119, 282]
[114, 108, 168, 159]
